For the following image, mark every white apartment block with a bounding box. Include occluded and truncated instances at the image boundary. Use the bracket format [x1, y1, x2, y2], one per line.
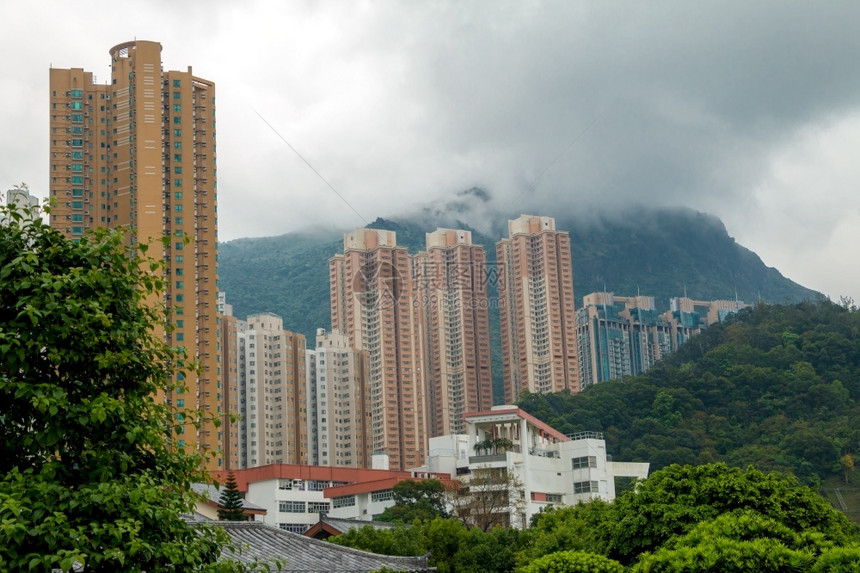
[306, 328, 370, 468]
[462, 406, 649, 528]
[238, 313, 307, 468]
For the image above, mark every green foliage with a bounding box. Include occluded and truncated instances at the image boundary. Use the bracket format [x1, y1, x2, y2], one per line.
[522, 463, 859, 569]
[218, 473, 247, 521]
[630, 510, 850, 572]
[330, 518, 523, 573]
[519, 550, 623, 573]
[329, 523, 426, 557]
[810, 546, 860, 572]
[602, 463, 856, 563]
[376, 479, 450, 523]
[0, 207, 250, 571]
[519, 302, 860, 487]
[518, 502, 613, 565]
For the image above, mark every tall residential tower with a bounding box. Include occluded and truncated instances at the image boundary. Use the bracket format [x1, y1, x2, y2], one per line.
[49, 41, 221, 467]
[330, 228, 426, 471]
[497, 215, 579, 402]
[414, 229, 493, 436]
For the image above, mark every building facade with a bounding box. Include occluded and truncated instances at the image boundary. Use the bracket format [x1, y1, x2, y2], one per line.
[49, 41, 221, 466]
[237, 314, 308, 468]
[329, 229, 426, 471]
[220, 298, 241, 470]
[497, 215, 579, 403]
[577, 292, 748, 387]
[306, 328, 371, 468]
[414, 229, 493, 437]
[462, 406, 649, 528]
[213, 464, 421, 533]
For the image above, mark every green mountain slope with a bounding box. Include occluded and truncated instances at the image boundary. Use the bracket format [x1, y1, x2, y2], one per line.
[518, 301, 860, 489]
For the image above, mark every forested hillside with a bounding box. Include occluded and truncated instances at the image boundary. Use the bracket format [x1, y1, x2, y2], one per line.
[519, 301, 860, 488]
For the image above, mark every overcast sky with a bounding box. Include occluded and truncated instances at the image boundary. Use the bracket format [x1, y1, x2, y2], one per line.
[2, 1, 858, 302]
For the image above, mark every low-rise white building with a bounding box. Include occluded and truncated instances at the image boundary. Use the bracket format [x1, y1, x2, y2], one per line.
[461, 406, 649, 527]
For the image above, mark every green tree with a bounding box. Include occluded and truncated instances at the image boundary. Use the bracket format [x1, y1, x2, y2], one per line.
[0, 206, 250, 571]
[376, 479, 449, 523]
[839, 454, 855, 484]
[602, 463, 857, 564]
[630, 510, 829, 572]
[218, 472, 247, 521]
[519, 550, 623, 573]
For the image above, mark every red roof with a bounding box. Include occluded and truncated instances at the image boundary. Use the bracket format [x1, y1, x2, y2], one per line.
[211, 464, 413, 492]
[463, 406, 570, 443]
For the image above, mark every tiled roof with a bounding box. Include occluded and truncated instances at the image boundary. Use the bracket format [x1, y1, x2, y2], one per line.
[217, 521, 431, 571]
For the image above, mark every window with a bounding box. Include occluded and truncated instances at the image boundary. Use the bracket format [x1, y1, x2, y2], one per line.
[174, 116, 181, 125]
[71, 227, 83, 235]
[176, 399, 185, 408]
[371, 490, 393, 503]
[173, 141, 181, 150]
[71, 114, 83, 123]
[71, 127, 83, 135]
[175, 217, 183, 225]
[332, 496, 355, 509]
[546, 493, 563, 503]
[174, 242, 183, 250]
[174, 154, 182, 162]
[71, 201, 83, 210]
[278, 479, 293, 490]
[174, 166, 182, 174]
[279, 501, 305, 513]
[72, 189, 83, 197]
[573, 481, 599, 494]
[175, 204, 182, 212]
[72, 214, 83, 223]
[175, 255, 184, 263]
[176, 320, 184, 328]
[173, 91, 181, 100]
[307, 480, 329, 492]
[176, 333, 184, 342]
[572, 456, 597, 470]
[71, 101, 83, 110]
[174, 191, 183, 199]
[71, 164, 83, 172]
[71, 139, 83, 147]
[71, 151, 83, 160]
[71, 89, 83, 99]
[278, 523, 307, 533]
[174, 179, 182, 187]
[307, 502, 330, 514]
[174, 129, 181, 137]
[176, 281, 184, 289]
[173, 79, 181, 87]
[176, 294, 184, 302]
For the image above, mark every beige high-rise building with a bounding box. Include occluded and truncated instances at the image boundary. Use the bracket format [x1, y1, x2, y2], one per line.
[306, 328, 370, 468]
[330, 228, 426, 471]
[238, 314, 307, 468]
[49, 41, 221, 467]
[220, 301, 241, 471]
[415, 229, 493, 436]
[497, 215, 579, 402]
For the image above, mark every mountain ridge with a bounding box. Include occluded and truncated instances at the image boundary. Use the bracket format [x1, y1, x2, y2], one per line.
[219, 205, 818, 338]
